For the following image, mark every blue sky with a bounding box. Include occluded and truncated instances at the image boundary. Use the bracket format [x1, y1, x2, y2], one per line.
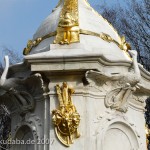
[0, 0, 123, 61]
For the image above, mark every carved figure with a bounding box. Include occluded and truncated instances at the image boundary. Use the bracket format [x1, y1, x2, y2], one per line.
[85, 50, 143, 112]
[52, 83, 80, 147]
[54, 0, 80, 44]
[0, 57, 48, 114]
[105, 50, 141, 112]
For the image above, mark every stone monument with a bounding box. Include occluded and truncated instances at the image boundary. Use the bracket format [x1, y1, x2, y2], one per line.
[0, 0, 150, 150]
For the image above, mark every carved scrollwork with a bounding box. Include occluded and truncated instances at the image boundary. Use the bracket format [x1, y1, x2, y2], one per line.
[52, 82, 80, 147]
[132, 94, 147, 104]
[105, 83, 136, 112]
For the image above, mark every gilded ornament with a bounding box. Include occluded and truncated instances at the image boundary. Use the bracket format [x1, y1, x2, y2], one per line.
[23, 31, 56, 55]
[23, 38, 42, 55]
[23, 40, 34, 55]
[80, 29, 131, 56]
[23, 29, 131, 57]
[119, 36, 131, 51]
[52, 82, 80, 147]
[23, 0, 131, 56]
[54, 0, 80, 44]
[100, 33, 114, 42]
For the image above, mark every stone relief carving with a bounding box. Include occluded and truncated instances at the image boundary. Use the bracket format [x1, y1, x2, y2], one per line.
[94, 112, 141, 150]
[132, 94, 147, 104]
[0, 56, 49, 147]
[14, 113, 42, 138]
[12, 113, 43, 150]
[84, 50, 148, 112]
[105, 50, 145, 112]
[105, 83, 137, 112]
[9, 89, 35, 115]
[84, 70, 114, 93]
[0, 56, 48, 114]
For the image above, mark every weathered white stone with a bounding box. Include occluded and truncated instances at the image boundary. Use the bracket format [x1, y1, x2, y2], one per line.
[0, 0, 149, 150]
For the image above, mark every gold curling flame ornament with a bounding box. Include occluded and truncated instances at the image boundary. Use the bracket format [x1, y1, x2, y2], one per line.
[52, 82, 80, 147]
[54, 0, 80, 44]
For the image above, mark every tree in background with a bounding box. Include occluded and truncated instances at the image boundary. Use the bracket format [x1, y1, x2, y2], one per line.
[97, 0, 150, 71]
[0, 47, 22, 75]
[0, 105, 11, 150]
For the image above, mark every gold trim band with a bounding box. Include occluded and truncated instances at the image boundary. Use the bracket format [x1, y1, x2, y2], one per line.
[23, 29, 131, 55]
[23, 31, 57, 55]
[80, 29, 131, 51]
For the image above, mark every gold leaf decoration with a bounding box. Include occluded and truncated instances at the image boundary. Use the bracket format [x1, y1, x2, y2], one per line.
[52, 82, 80, 147]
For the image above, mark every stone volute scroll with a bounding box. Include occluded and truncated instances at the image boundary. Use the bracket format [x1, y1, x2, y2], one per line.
[52, 82, 80, 147]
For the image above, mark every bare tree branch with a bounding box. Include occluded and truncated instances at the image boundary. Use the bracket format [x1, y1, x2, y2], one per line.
[98, 0, 150, 71]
